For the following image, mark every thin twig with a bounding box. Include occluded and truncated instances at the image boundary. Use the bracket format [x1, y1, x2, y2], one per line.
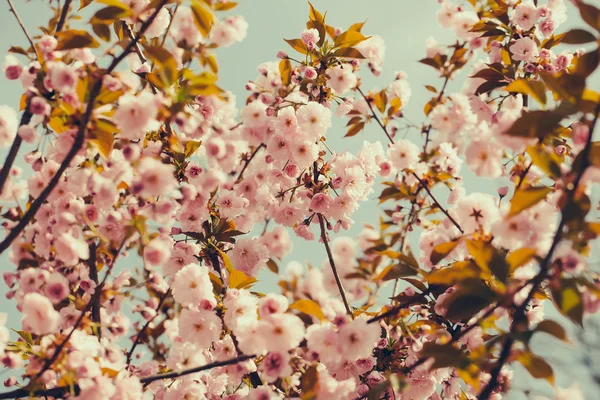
[7, 0, 39, 59]
[55, 0, 72, 34]
[411, 172, 463, 234]
[236, 143, 265, 183]
[0, 0, 170, 256]
[317, 213, 353, 317]
[126, 288, 171, 364]
[0, 355, 255, 399]
[356, 87, 395, 144]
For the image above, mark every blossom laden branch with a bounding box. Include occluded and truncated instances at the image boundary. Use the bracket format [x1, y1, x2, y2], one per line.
[0, 0, 170, 256]
[318, 213, 353, 317]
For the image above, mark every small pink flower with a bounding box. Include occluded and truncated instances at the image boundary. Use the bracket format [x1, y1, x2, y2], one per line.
[301, 28, 320, 50]
[21, 292, 60, 335]
[310, 193, 332, 213]
[509, 37, 539, 63]
[3, 55, 22, 80]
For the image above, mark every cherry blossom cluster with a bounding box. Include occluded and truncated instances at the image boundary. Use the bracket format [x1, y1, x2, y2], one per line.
[0, 0, 597, 399]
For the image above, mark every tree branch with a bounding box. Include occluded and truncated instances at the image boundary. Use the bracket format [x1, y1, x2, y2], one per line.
[0, 0, 170, 256]
[55, 0, 73, 34]
[236, 143, 265, 183]
[7, 0, 39, 59]
[356, 87, 395, 144]
[411, 172, 463, 234]
[0, 355, 255, 399]
[126, 288, 171, 365]
[478, 102, 600, 400]
[88, 242, 101, 339]
[317, 213, 353, 317]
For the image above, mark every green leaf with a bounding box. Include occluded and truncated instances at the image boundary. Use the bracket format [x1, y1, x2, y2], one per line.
[443, 283, 495, 321]
[526, 145, 562, 178]
[507, 248, 537, 273]
[508, 186, 552, 218]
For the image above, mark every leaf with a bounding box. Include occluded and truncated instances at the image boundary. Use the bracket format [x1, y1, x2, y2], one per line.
[427, 261, 480, 285]
[574, 49, 600, 78]
[561, 29, 597, 44]
[92, 23, 111, 42]
[443, 282, 496, 321]
[191, 0, 214, 37]
[333, 30, 369, 48]
[216, 248, 234, 273]
[507, 248, 537, 273]
[430, 240, 460, 265]
[279, 59, 292, 86]
[55, 30, 100, 50]
[465, 240, 509, 282]
[214, 1, 238, 11]
[90, 128, 114, 159]
[289, 299, 326, 321]
[228, 269, 257, 290]
[300, 365, 319, 398]
[535, 320, 569, 343]
[142, 44, 178, 86]
[508, 186, 552, 218]
[419, 342, 466, 369]
[425, 85, 437, 93]
[8, 46, 29, 56]
[266, 258, 279, 274]
[578, 3, 600, 32]
[332, 47, 365, 59]
[93, 5, 132, 21]
[374, 263, 417, 282]
[550, 279, 583, 326]
[526, 145, 562, 178]
[345, 121, 365, 137]
[184, 140, 202, 158]
[505, 79, 547, 106]
[518, 352, 555, 385]
[308, 2, 324, 23]
[79, 0, 94, 10]
[11, 329, 33, 345]
[283, 38, 310, 55]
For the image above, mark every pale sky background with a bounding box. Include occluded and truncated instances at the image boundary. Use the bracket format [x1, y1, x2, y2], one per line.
[0, 0, 599, 398]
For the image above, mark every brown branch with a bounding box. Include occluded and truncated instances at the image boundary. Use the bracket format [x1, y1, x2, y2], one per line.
[0, 355, 255, 399]
[0, 110, 30, 197]
[412, 172, 463, 234]
[7, 0, 39, 59]
[356, 87, 395, 144]
[318, 213, 353, 317]
[0, 0, 170, 256]
[236, 143, 265, 183]
[54, 0, 73, 34]
[478, 102, 600, 400]
[88, 242, 101, 338]
[126, 288, 171, 364]
[34, 239, 126, 381]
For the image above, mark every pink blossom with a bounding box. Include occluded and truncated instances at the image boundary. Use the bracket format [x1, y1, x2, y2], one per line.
[230, 237, 270, 277]
[509, 37, 539, 63]
[0, 105, 18, 147]
[512, 2, 539, 31]
[300, 28, 320, 50]
[171, 263, 216, 308]
[178, 308, 222, 348]
[3, 55, 22, 80]
[21, 292, 60, 335]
